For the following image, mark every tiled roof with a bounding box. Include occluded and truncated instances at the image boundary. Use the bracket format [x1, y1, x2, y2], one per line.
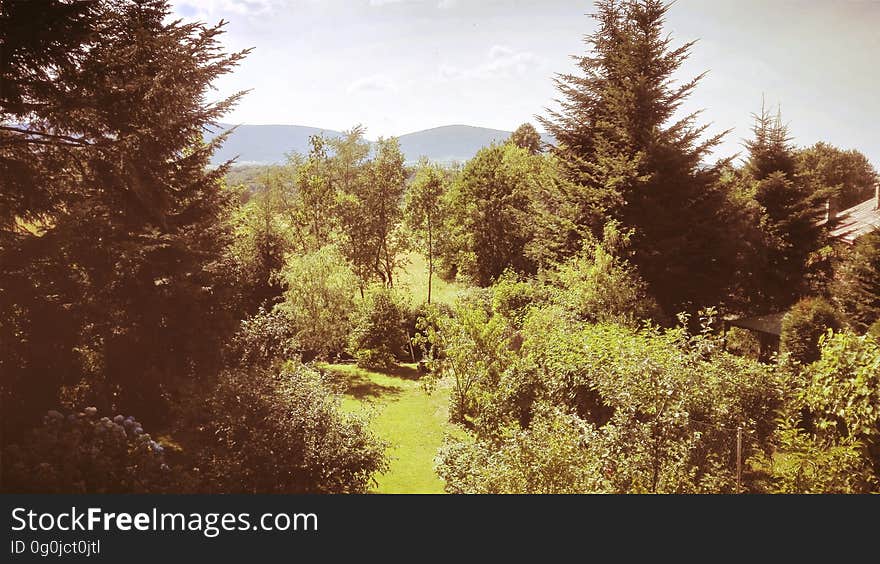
[828, 196, 880, 244]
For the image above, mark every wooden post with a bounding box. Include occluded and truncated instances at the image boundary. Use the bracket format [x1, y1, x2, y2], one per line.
[736, 425, 743, 494]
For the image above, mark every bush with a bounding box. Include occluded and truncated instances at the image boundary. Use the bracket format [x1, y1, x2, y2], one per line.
[348, 287, 410, 369]
[779, 297, 844, 364]
[724, 326, 762, 360]
[230, 306, 300, 366]
[3, 409, 169, 493]
[437, 312, 786, 493]
[436, 409, 607, 493]
[196, 361, 387, 493]
[752, 420, 877, 494]
[491, 270, 541, 328]
[277, 245, 358, 359]
[866, 318, 880, 341]
[546, 222, 661, 326]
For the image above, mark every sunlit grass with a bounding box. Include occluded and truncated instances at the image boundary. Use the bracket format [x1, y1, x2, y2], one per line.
[319, 362, 464, 494]
[395, 252, 462, 306]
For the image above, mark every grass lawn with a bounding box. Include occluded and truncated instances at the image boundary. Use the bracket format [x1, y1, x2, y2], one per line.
[319, 362, 464, 494]
[396, 252, 462, 306]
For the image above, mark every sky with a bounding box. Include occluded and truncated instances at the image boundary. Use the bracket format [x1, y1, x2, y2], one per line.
[171, 0, 880, 167]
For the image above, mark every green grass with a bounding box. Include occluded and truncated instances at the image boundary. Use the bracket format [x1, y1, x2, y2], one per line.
[396, 252, 462, 306]
[319, 362, 463, 494]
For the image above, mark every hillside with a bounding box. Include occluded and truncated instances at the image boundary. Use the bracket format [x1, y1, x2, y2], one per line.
[208, 123, 553, 166]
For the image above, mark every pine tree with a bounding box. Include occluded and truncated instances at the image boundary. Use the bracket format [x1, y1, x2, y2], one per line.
[539, 0, 736, 314]
[1, 0, 249, 437]
[742, 104, 832, 307]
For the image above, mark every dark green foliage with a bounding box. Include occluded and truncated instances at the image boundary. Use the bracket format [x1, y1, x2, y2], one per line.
[741, 106, 833, 307]
[3, 409, 169, 493]
[230, 307, 300, 367]
[796, 142, 878, 210]
[539, 0, 738, 314]
[779, 298, 844, 364]
[195, 362, 387, 493]
[831, 231, 880, 332]
[1, 0, 249, 440]
[349, 287, 410, 369]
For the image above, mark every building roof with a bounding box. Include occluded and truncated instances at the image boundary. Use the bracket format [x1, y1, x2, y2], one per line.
[828, 196, 880, 244]
[726, 312, 785, 337]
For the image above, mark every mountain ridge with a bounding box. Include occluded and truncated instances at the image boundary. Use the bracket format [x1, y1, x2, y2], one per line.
[207, 123, 553, 166]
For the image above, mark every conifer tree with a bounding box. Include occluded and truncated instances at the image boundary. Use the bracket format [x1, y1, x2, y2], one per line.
[1, 0, 249, 436]
[539, 0, 737, 314]
[742, 104, 832, 307]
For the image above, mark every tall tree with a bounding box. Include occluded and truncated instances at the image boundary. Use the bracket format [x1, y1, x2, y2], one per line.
[444, 143, 538, 286]
[404, 160, 448, 303]
[796, 142, 878, 210]
[539, 0, 737, 314]
[1, 0, 248, 437]
[742, 104, 832, 307]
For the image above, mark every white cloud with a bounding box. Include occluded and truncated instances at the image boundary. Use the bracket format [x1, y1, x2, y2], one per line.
[347, 74, 399, 94]
[437, 45, 541, 81]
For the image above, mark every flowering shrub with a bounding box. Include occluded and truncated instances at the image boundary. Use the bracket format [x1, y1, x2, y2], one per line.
[3, 409, 169, 493]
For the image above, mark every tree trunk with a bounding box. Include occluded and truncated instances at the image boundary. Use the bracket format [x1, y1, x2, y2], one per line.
[427, 214, 433, 304]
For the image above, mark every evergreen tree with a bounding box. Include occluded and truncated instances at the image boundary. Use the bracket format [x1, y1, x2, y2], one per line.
[539, 0, 737, 314]
[742, 104, 832, 307]
[1, 0, 249, 438]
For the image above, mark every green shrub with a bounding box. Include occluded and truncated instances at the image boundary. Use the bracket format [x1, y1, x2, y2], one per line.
[230, 306, 299, 366]
[277, 245, 358, 359]
[491, 270, 540, 328]
[867, 319, 880, 341]
[3, 409, 169, 493]
[436, 408, 607, 494]
[724, 326, 762, 360]
[196, 361, 387, 493]
[348, 287, 410, 369]
[752, 420, 877, 494]
[779, 297, 844, 364]
[546, 222, 661, 325]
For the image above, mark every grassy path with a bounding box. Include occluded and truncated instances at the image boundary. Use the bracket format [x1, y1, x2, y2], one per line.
[321, 362, 461, 494]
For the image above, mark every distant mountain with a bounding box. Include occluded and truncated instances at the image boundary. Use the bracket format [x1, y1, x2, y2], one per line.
[208, 123, 554, 166]
[396, 125, 515, 165]
[207, 124, 346, 166]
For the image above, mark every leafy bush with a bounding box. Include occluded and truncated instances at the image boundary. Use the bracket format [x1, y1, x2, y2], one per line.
[805, 331, 880, 444]
[491, 270, 541, 328]
[436, 311, 786, 493]
[545, 222, 661, 326]
[3, 409, 169, 493]
[230, 306, 299, 366]
[196, 361, 387, 493]
[868, 319, 880, 341]
[436, 408, 607, 494]
[724, 326, 762, 359]
[779, 297, 844, 364]
[752, 420, 877, 494]
[349, 287, 410, 369]
[276, 245, 358, 359]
